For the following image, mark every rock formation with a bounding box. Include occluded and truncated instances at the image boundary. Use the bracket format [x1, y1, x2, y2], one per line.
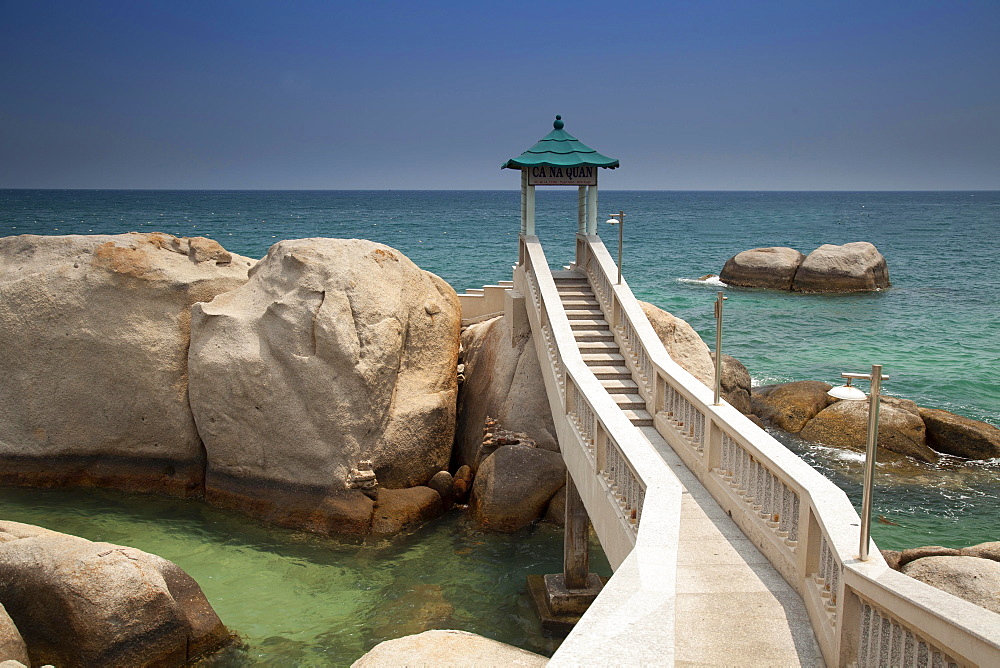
[751, 381, 833, 433]
[189, 238, 460, 532]
[718, 242, 889, 293]
[470, 444, 566, 531]
[0, 233, 252, 496]
[638, 301, 715, 387]
[711, 352, 753, 414]
[901, 556, 1000, 615]
[719, 247, 805, 290]
[792, 242, 890, 293]
[352, 629, 547, 667]
[919, 408, 1000, 460]
[0, 604, 28, 667]
[0, 521, 233, 667]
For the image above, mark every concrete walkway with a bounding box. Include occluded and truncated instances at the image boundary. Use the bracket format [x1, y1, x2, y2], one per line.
[639, 426, 825, 667]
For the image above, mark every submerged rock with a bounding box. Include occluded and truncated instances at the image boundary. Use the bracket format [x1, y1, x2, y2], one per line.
[352, 629, 547, 667]
[792, 242, 890, 293]
[719, 246, 805, 290]
[0, 521, 233, 667]
[370, 487, 444, 535]
[189, 239, 460, 532]
[0, 233, 252, 496]
[470, 445, 566, 532]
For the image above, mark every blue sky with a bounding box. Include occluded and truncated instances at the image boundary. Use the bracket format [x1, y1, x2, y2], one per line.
[2, 1, 998, 190]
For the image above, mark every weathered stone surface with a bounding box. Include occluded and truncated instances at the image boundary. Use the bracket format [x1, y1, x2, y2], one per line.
[189, 239, 460, 527]
[792, 242, 890, 293]
[881, 550, 902, 571]
[543, 485, 567, 526]
[0, 603, 28, 667]
[370, 487, 444, 535]
[902, 556, 1000, 614]
[719, 247, 805, 290]
[427, 470, 455, 506]
[800, 396, 938, 463]
[960, 541, 1000, 562]
[456, 315, 557, 470]
[751, 381, 833, 433]
[898, 545, 961, 569]
[919, 407, 1000, 460]
[352, 629, 547, 667]
[0, 521, 232, 667]
[470, 445, 566, 532]
[711, 353, 753, 414]
[207, 482, 375, 536]
[0, 233, 252, 496]
[452, 465, 473, 504]
[639, 301, 715, 387]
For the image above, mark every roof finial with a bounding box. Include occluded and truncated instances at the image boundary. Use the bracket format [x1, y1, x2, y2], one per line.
[553, 115, 564, 130]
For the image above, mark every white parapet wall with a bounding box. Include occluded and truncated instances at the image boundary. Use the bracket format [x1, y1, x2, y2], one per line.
[517, 233, 1000, 667]
[457, 281, 513, 325]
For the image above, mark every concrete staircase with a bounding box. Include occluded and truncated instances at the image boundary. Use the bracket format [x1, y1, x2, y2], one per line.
[553, 271, 653, 427]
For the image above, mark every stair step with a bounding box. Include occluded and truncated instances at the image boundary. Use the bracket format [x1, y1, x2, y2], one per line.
[556, 288, 596, 297]
[610, 393, 646, 409]
[561, 298, 601, 309]
[601, 378, 639, 391]
[623, 409, 654, 426]
[569, 319, 608, 329]
[581, 352, 625, 364]
[589, 365, 632, 380]
[577, 340, 620, 351]
[574, 329, 615, 341]
[565, 309, 605, 320]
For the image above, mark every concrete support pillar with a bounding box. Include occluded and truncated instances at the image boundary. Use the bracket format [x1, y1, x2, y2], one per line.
[526, 184, 536, 236]
[577, 186, 586, 234]
[520, 170, 528, 235]
[586, 185, 598, 235]
[563, 474, 590, 589]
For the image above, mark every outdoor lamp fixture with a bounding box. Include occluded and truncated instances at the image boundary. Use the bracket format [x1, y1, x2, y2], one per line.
[605, 210, 625, 284]
[827, 365, 889, 561]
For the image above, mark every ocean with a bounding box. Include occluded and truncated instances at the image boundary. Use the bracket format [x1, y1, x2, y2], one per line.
[1, 189, 997, 663]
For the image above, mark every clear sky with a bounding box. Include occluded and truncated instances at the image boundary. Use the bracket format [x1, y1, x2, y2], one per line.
[2, 1, 998, 190]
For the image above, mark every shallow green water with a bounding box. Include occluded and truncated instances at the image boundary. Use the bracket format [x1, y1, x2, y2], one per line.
[0, 486, 610, 665]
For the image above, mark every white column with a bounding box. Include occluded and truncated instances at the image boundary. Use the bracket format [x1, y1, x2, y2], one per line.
[586, 185, 598, 235]
[577, 186, 586, 234]
[526, 184, 536, 236]
[520, 170, 527, 235]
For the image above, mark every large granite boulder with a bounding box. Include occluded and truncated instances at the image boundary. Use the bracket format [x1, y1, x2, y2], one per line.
[751, 381, 833, 433]
[639, 301, 715, 387]
[0, 604, 28, 666]
[711, 352, 753, 414]
[902, 556, 1000, 615]
[352, 629, 547, 667]
[370, 487, 444, 535]
[719, 247, 805, 290]
[456, 314, 557, 470]
[189, 239, 460, 532]
[919, 408, 1000, 460]
[470, 445, 566, 531]
[0, 233, 252, 496]
[792, 242, 890, 293]
[0, 521, 232, 667]
[799, 396, 938, 463]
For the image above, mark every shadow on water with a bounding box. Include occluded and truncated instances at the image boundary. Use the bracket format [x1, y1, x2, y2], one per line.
[0, 485, 611, 665]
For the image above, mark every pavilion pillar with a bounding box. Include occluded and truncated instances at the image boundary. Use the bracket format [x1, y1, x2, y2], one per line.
[577, 186, 586, 234]
[586, 185, 598, 234]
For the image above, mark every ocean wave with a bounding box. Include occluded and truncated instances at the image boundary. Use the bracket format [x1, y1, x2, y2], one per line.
[677, 275, 728, 287]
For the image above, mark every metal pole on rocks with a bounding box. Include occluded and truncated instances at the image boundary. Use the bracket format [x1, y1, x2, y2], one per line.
[713, 291, 727, 406]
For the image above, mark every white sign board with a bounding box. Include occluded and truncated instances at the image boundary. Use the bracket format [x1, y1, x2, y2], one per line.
[526, 165, 597, 186]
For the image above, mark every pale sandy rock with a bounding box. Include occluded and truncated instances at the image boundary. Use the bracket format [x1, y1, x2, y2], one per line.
[919, 407, 1000, 460]
[189, 239, 460, 531]
[470, 445, 566, 532]
[719, 247, 805, 290]
[800, 396, 938, 463]
[456, 315, 557, 470]
[639, 301, 715, 387]
[0, 521, 232, 667]
[902, 556, 1000, 614]
[0, 233, 252, 496]
[792, 242, 890, 293]
[352, 629, 547, 667]
[898, 545, 961, 569]
[751, 381, 833, 433]
[961, 541, 1000, 562]
[0, 603, 28, 666]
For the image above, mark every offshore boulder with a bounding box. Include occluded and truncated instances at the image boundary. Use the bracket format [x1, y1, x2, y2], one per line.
[189, 238, 460, 532]
[719, 246, 805, 290]
[792, 242, 890, 293]
[0, 521, 233, 667]
[0, 233, 252, 496]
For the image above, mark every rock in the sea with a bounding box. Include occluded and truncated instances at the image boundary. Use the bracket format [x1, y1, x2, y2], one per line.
[456, 314, 557, 470]
[427, 470, 455, 507]
[0, 233, 252, 496]
[961, 542, 1000, 562]
[800, 395, 938, 463]
[919, 407, 1000, 460]
[370, 487, 444, 535]
[0, 521, 232, 667]
[0, 603, 28, 667]
[902, 555, 1000, 615]
[639, 301, 715, 387]
[751, 381, 833, 433]
[470, 445, 566, 531]
[711, 353, 753, 414]
[898, 545, 961, 569]
[792, 242, 890, 293]
[719, 247, 805, 290]
[452, 465, 473, 504]
[352, 629, 547, 667]
[189, 239, 460, 531]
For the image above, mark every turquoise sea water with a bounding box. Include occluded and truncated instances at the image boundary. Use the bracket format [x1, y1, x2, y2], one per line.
[1, 189, 997, 661]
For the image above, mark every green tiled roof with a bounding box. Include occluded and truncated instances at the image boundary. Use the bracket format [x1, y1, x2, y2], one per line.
[502, 115, 619, 170]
